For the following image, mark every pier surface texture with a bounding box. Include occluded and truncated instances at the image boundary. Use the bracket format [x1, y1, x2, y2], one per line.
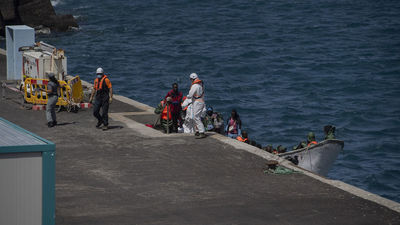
[1, 54, 400, 225]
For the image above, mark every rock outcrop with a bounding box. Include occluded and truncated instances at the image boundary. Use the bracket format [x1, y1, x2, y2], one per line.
[0, 0, 78, 36]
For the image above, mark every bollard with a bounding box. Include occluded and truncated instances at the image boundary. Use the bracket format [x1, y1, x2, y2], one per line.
[166, 103, 170, 134]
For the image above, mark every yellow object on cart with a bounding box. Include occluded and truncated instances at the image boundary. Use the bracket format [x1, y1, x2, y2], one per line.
[24, 78, 70, 106]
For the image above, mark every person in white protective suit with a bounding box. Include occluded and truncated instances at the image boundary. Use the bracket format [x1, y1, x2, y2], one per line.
[187, 73, 207, 139]
[181, 97, 195, 133]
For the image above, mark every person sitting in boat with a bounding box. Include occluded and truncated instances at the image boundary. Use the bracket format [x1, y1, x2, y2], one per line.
[307, 132, 318, 146]
[236, 130, 249, 143]
[277, 145, 287, 153]
[202, 106, 224, 134]
[293, 141, 307, 150]
[324, 125, 336, 140]
[154, 97, 173, 133]
[225, 109, 242, 139]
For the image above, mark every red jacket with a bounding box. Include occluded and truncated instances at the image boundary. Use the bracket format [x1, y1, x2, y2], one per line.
[165, 90, 183, 114]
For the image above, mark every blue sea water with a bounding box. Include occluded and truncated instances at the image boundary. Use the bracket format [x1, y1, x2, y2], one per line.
[13, 0, 400, 202]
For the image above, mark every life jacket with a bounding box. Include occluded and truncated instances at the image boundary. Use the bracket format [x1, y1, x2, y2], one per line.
[307, 141, 318, 147]
[94, 75, 110, 91]
[191, 79, 204, 100]
[236, 136, 248, 143]
[161, 100, 172, 120]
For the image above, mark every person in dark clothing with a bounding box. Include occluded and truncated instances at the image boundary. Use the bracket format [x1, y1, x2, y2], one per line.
[40, 72, 64, 127]
[164, 83, 183, 132]
[89, 67, 113, 131]
[324, 125, 336, 140]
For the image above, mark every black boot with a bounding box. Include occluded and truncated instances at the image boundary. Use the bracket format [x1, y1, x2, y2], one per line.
[196, 133, 206, 139]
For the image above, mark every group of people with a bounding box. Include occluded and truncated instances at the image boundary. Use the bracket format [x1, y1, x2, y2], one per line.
[44, 67, 113, 130]
[154, 72, 250, 141]
[45, 68, 337, 150]
[154, 73, 207, 138]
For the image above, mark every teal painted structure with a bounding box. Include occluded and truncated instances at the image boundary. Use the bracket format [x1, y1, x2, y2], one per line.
[0, 117, 55, 225]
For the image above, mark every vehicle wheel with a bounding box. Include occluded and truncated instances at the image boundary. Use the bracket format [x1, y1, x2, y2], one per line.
[67, 104, 72, 113]
[56, 105, 62, 113]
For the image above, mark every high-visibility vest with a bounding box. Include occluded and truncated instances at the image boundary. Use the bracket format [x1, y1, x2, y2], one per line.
[191, 79, 204, 100]
[307, 141, 318, 147]
[161, 101, 172, 120]
[94, 75, 110, 91]
[236, 136, 248, 143]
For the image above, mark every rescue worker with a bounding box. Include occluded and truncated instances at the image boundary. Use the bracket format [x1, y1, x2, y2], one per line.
[236, 130, 249, 143]
[187, 73, 206, 139]
[181, 96, 195, 133]
[40, 72, 64, 127]
[307, 132, 318, 146]
[225, 109, 242, 139]
[164, 83, 183, 133]
[154, 97, 173, 133]
[89, 67, 113, 131]
[202, 106, 224, 134]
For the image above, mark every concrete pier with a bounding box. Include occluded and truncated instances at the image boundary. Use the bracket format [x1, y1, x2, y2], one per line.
[1, 53, 400, 224]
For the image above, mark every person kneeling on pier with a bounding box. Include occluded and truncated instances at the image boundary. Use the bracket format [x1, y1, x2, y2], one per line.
[89, 67, 113, 131]
[154, 97, 173, 133]
[202, 106, 224, 134]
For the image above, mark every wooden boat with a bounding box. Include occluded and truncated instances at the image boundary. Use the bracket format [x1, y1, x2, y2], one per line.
[278, 139, 344, 176]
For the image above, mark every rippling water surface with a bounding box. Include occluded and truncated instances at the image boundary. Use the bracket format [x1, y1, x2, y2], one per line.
[29, 0, 400, 202]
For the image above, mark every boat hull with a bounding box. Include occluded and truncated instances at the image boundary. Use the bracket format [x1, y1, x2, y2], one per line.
[278, 140, 344, 176]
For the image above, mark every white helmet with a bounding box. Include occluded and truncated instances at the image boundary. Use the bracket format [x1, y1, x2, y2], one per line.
[96, 67, 104, 74]
[189, 73, 198, 79]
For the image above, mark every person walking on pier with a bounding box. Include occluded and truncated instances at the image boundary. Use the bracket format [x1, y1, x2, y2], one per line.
[187, 73, 206, 139]
[89, 67, 113, 131]
[41, 72, 63, 127]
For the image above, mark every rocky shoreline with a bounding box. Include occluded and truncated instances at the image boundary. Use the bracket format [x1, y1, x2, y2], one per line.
[0, 0, 78, 36]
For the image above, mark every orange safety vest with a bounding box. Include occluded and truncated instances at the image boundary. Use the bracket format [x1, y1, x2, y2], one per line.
[236, 136, 248, 143]
[161, 100, 172, 120]
[191, 79, 204, 100]
[94, 75, 110, 90]
[307, 141, 318, 147]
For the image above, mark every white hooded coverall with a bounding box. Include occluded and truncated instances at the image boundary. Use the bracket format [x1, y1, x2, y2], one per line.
[182, 98, 194, 133]
[187, 79, 205, 133]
